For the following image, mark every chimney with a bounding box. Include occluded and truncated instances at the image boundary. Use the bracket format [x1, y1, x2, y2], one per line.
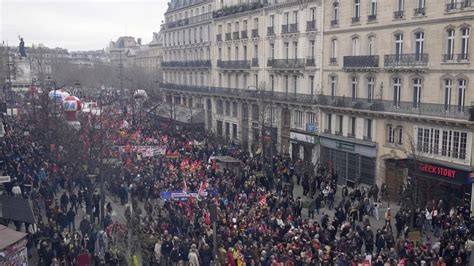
[137, 38, 142, 45]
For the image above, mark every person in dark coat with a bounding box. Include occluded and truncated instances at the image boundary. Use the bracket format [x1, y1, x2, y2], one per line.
[67, 207, 76, 231]
[60, 192, 69, 212]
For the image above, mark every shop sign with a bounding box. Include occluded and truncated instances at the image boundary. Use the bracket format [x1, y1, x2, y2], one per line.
[419, 163, 457, 179]
[0, 175, 11, 183]
[290, 132, 317, 144]
[306, 123, 317, 133]
[336, 141, 355, 151]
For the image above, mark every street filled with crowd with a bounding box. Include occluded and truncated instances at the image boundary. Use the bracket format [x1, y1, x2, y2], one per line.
[1, 109, 474, 265]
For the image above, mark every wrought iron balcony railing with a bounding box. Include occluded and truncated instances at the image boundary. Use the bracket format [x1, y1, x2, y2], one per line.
[252, 29, 259, 38]
[329, 57, 337, 64]
[384, 53, 428, 68]
[306, 20, 316, 31]
[343, 55, 379, 70]
[458, 53, 469, 61]
[368, 14, 377, 21]
[251, 58, 259, 67]
[216, 60, 251, 69]
[331, 19, 338, 26]
[233, 31, 240, 40]
[289, 23, 298, 33]
[394, 10, 404, 19]
[160, 83, 470, 120]
[446, 1, 472, 11]
[161, 60, 212, 68]
[352, 16, 360, 23]
[267, 58, 305, 69]
[225, 33, 231, 41]
[443, 54, 455, 61]
[306, 57, 316, 66]
[281, 25, 289, 34]
[216, 34, 222, 42]
[414, 7, 426, 16]
[241, 30, 248, 39]
[267, 26, 274, 36]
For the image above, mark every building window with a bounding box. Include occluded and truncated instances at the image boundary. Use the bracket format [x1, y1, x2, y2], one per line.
[270, 75, 275, 92]
[387, 124, 395, 144]
[395, 33, 404, 57]
[364, 119, 372, 140]
[351, 77, 358, 101]
[293, 76, 298, 94]
[293, 110, 304, 129]
[252, 104, 259, 121]
[369, 0, 377, 16]
[216, 99, 223, 114]
[309, 75, 315, 97]
[307, 112, 315, 124]
[351, 37, 360, 56]
[309, 40, 315, 59]
[367, 77, 375, 103]
[460, 28, 470, 60]
[458, 79, 466, 112]
[325, 113, 332, 133]
[284, 42, 289, 60]
[225, 101, 231, 116]
[330, 76, 337, 99]
[412, 78, 422, 108]
[396, 126, 403, 145]
[309, 7, 316, 22]
[414, 32, 425, 60]
[333, 2, 339, 22]
[293, 42, 298, 59]
[284, 12, 289, 25]
[285, 75, 289, 94]
[393, 77, 401, 107]
[444, 79, 453, 111]
[415, 0, 426, 15]
[446, 29, 455, 61]
[416, 126, 469, 161]
[367, 36, 376, 56]
[331, 39, 338, 63]
[354, 0, 361, 19]
[348, 117, 356, 137]
[337, 115, 343, 135]
[232, 102, 238, 117]
[270, 43, 275, 59]
[293, 11, 298, 24]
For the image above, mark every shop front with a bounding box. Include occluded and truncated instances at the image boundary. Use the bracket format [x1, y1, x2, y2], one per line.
[408, 159, 473, 217]
[289, 130, 319, 164]
[320, 135, 377, 187]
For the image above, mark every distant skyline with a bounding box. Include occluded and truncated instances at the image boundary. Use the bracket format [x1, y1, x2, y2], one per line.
[0, 0, 167, 51]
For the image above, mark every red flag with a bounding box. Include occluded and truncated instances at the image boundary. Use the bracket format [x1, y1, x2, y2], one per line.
[204, 210, 211, 225]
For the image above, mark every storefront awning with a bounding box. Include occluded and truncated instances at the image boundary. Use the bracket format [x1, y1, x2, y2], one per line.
[0, 225, 27, 250]
[0, 195, 36, 224]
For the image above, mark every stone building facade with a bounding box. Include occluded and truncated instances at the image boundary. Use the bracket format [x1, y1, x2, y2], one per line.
[159, 0, 474, 206]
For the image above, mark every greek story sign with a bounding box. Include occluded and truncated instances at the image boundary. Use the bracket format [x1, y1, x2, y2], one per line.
[419, 163, 457, 179]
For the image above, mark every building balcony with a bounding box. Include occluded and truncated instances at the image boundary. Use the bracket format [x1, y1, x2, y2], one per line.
[384, 53, 428, 69]
[252, 58, 259, 67]
[252, 29, 259, 38]
[368, 14, 377, 21]
[217, 60, 251, 69]
[446, 1, 472, 11]
[394, 10, 404, 19]
[289, 23, 298, 33]
[233, 32, 239, 40]
[159, 83, 470, 120]
[458, 53, 469, 61]
[267, 26, 274, 36]
[352, 16, 360, 23]
[281, 25, 288, 34]
[225, 33, 231, 41]
[329, 57, 337, 65]
[161, 60, 211, 68]
[306, 57, 316, 67]
[267, 58, 305, 69]
[216, 34, 222, 42]
[306, 20, 316, 31]
[282, 23, 298, 34]
[241, 30, 248, 39]
[343, 55, 379, 71]
[414, 7, 426, 16]
[331, 19, 338, 26]
[443, 53, 455, 61]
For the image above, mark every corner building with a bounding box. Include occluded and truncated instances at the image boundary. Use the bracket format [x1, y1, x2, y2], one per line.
[161, 0, 324, 163]
[320, 0, 474, 211]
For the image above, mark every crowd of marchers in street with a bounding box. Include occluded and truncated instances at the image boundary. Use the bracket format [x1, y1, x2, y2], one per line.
[1, 110, 474, 265]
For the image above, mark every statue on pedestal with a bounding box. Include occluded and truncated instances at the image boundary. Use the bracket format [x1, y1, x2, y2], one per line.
[18, 36, 26, 57]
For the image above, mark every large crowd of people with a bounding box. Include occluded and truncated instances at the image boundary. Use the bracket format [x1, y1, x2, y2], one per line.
[1, 108, 474, 265]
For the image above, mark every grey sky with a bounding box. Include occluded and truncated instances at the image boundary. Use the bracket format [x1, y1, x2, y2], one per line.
[0, 0, 167, 51]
